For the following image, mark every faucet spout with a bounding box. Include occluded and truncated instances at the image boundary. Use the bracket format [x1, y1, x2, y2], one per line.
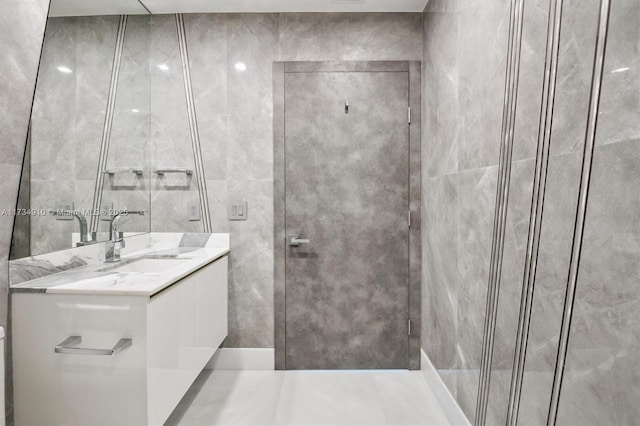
[105, 210, 146, 263]
[110, 210, 146, 242]
[48, 209, 94, 245]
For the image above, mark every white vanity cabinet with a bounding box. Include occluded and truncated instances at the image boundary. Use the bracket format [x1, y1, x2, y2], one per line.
[12, 255, 228, 426]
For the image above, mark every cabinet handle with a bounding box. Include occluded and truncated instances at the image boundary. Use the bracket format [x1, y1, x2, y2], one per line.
[54, 336, 132, 356]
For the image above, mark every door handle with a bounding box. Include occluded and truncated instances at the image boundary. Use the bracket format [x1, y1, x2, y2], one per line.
[289, 235, 310, 246]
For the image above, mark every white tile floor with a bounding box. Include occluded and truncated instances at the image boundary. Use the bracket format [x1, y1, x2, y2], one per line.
[165, 370, 455, 426]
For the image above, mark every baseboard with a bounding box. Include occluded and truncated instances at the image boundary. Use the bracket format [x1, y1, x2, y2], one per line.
[206, 348, 275, 370]
[421, 349, 471, 426]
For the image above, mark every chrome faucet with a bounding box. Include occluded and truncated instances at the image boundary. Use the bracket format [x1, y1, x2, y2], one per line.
[105, 210, 146, 263]
[49, 209, 95, 246]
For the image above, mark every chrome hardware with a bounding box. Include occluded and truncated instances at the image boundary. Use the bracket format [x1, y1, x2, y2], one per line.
[289, 235, 311, 247]
[345, 99, 349, 114]
[104, 168, 143, 176]
[153, 168, 193, 176]
[105, 210, 146, 262]
[55, 336, 132, 356]
[49, 209, 95, 245]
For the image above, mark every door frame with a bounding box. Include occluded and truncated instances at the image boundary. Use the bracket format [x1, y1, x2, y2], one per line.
[273, 61, 422, 370]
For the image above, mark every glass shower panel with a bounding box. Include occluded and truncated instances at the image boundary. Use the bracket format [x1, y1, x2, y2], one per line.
[555, 0, 640, 424]
[517, 0, 601, 424]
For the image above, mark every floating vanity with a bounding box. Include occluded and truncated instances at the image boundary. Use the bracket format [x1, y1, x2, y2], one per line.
[11, 233, 229, 426]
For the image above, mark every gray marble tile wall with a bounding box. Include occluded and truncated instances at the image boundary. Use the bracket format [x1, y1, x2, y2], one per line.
[30, 16, 120, 253]
[149, 15, 203, 235]
[169, 13, 423, 348]
[0, 0, 50, 421]
[553, 0, 640, 423]
[424, 0, 639, 423]
[518, 0, 605, 423]
[421, 0, 510, 422]
[102, 15, 152, 235]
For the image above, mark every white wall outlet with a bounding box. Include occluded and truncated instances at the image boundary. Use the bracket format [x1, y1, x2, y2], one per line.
[228, 201, 248, 221]
[188, 201, 201, 221]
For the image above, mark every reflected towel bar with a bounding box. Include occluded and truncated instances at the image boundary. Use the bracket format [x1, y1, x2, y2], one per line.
[104, 168, 143, 176]
[153, 168, 193, 176]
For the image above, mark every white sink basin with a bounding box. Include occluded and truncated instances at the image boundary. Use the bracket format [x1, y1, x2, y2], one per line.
[107, 258, 186, 274]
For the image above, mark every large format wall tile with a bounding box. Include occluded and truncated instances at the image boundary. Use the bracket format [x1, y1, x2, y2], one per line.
[456, 165, 498, 423]
[74, 16, 120, 181]
[179, 13, 423, 349]
[422, 175, 458, 369]
[547, 0, 600, 157]
[0, 0, 49, 167]
[554, 2, 640, 414]
[31, 18, 76, 184]
[456, 0, 509, 171]
[225, 180, 274, 348]
[1, 0, 50, 421]
[29, 16, 121, 254]
[511, 0, 549, 162]
[596, 0, 639, 147]
[422, 0, 509, 420]
[184, 14, 228, 181]
[486, 158, 535, 424]
[517, 151, 582, 423]
[226, 14, 278, 182]
[150, 15, 198, 231]
[555, 140, 640, 425]
[279, 13, 422, 62]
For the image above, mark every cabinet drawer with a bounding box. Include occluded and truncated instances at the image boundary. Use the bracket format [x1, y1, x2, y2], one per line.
[13, 293, 148, 426]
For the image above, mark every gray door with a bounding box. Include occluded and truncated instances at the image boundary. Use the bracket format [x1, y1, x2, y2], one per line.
[284, 71, 410, 369]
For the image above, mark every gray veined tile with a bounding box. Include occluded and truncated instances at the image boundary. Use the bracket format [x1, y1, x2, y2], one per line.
[278, 13, 422, 62]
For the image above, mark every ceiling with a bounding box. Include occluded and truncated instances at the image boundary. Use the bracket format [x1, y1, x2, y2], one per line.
[49, 0, 430, 17]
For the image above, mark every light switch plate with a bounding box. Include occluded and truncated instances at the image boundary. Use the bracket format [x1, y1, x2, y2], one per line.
[100, 202, 114, 221]
[188, 201, 201, 221]
[55, 202, 74, 221]
[228, 201, 248, 221]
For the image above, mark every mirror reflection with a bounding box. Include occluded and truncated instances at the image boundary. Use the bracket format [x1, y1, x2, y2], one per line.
[10, 2, 151, 259]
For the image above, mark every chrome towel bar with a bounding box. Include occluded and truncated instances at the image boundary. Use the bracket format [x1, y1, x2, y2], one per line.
[54, 336, 132, 356]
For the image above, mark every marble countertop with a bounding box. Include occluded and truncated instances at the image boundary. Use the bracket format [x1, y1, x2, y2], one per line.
[11, 246, 229, 297]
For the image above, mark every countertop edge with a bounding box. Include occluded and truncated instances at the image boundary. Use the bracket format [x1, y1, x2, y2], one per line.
[12, 249, 230, 297]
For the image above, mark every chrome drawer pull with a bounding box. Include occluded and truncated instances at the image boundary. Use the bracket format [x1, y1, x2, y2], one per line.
[54, 336, 132, 356]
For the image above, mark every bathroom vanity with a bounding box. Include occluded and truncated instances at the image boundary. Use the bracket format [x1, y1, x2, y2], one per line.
[11, 233, 229, 426]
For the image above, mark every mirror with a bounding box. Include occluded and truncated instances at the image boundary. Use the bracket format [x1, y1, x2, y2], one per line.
[10, 0, 151, 259]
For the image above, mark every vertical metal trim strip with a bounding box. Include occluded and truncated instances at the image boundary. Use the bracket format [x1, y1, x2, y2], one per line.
[175, 14, 212, 232]
[475, 0, 526, 423]
[475, 0, 517, 417]
[546, 0, 611, 423]
[506, 0, 564, 423]
[90, 15, 128, 232]
[273, 62, 286, 370]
